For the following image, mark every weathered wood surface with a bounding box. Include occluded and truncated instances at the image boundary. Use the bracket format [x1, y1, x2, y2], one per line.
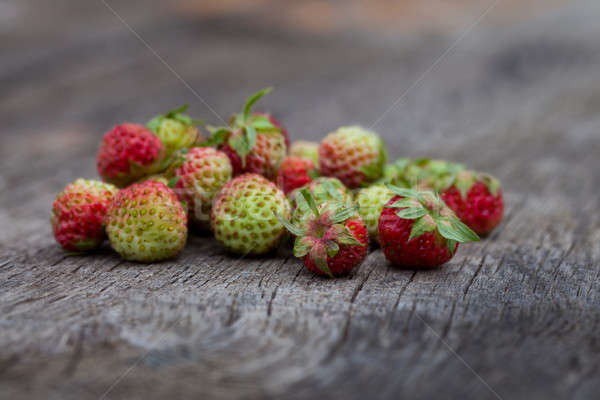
[1, 1, 600, 399]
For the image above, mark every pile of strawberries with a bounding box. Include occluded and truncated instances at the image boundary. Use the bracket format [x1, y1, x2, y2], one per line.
[51, 88, 503, 277]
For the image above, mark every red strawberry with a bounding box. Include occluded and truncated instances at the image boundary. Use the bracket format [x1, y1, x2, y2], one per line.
[378, 187, 479, 268]
[276, 156, 317, 194]
[97, 123, 165, 187]
[278, 190, 368, 277]
[51, 179, 118, 252]
[440, 172, 503, 236]
[391, 159, 504, 236]
[205, 88, 287, 180]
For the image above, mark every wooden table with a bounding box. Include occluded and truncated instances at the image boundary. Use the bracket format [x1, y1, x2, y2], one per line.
[1, 1, 599, 399]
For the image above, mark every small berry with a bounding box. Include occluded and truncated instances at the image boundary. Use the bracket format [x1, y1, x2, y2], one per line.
[319, 126, 387, 188]
[278, 191, 368, 277]
[51, 179, 118, 252]
[97, 123, 165, 187]
[355, 184, 394, 243]
[106, 180, 188, 262]
[276, 156, 317, 194]
[174, 147, 232, 227]
[378, 187, 480, 268]
[147, 105, 203, 159]
[211, 173, 291, 255]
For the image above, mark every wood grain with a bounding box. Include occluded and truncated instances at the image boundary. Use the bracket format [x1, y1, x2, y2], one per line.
[1, 1, 600, 399]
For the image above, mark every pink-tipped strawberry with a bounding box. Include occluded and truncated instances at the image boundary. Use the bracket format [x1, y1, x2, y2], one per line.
[173, 147, 232, 227]
[278, 190, 368, 277]
[147, 105, 203, 159]
[106, 180, 188, 262]
[205, 88, 287, 180]
[392, 159, 504, 236]
[276, 156, 318, 194]
[97, 123, 165, 187]
[51, 179, 118, 252]
[378, 187, 480, 268]
[319, 126, 387, 188]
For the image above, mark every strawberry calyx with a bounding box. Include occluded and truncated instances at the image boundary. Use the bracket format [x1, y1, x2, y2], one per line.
[147, 105, 204, 132]
[385, 185, 480, 255]
[276, 189, 365, 277]
[201, 88, 281, 167]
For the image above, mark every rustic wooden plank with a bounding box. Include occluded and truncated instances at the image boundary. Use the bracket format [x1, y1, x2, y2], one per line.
[1, 1, 600, 399]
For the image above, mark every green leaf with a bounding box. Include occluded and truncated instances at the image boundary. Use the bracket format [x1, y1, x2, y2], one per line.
[395, 207, 427, 220]
[408, 216, 436, 241]
[385, 198, 417, 209]
[243, 87, 273, 122]
[386, 185, 420, 199]
[359, 161, 382, 181]
[436, 218, 480, 243]
[324, 240, 340, 258]
[329, 224, 364, 246]
[228, 133, 250, 166]
[167, 176, 181, 189]
[446, 239, 457, 256]
[294, 236, 313, 257]
[275, 212, 304, 236]
[300, 188, 320, 217]
[245, 124, 257, 151]
[331, 207, 357, 224]
[250, 115, 277, 131]
[322, 180, 342, 200]
[309, 242, 333, 277]
[200, 127, 229, 147]
[165, 104, 189, 118]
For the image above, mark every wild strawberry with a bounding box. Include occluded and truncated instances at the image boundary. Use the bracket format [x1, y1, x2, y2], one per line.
[97, 123, 165, 187]
[211, 173, 291, 255]
[393, 159, 504, 236]
[51, 179, 118, 252]
[355, 184, 394, 243]
[276, 156, 318, 194]
[173, 147, 232, 227]
[253, 112, 290, 151]
[289, 140, 319, 165]
[378, 187, 479, 268]
[289, 177, 354, 224]
[147, 105, 203, 159]
[319, 126, 387, 188]
[106, 180, 188, 262]
[278, 191, 368, 277]
[206, 88, 287, 180]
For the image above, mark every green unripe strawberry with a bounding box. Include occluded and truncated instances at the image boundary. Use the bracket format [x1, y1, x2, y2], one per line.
[147, 105, 202, 159]
[106, 180, 188, 262]
[319, 126, 387, 188]
[355, 184, 394, 243]
[211, 173, 291, 255]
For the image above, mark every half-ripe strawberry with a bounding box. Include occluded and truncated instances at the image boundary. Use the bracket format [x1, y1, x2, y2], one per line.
[173, 147, 232, 228]
[147, 105, 203, 159]
[51, 179, 118, 252]
[289, 140, 319, 165]
[204, 88, 287, 180]
[319, 126, 387, 188]
[275, 156, 318, 194]
[378, 187, 480, 268]
[97, 123, 165, 187]
[277, 190, 368, 277]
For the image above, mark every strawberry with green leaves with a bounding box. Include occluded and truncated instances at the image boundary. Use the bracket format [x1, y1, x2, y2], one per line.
[106, 180, 188, 262]
[278, 190, 368, 277]
[281, 191, 367, 277]
[205, 88, 287, 180]
[289, 177, 353, 224]
[97, 123, 166, 187]
[319, 126, 387, 188]
[147, 105, 203, 159]
[378, 186, 480, 268]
